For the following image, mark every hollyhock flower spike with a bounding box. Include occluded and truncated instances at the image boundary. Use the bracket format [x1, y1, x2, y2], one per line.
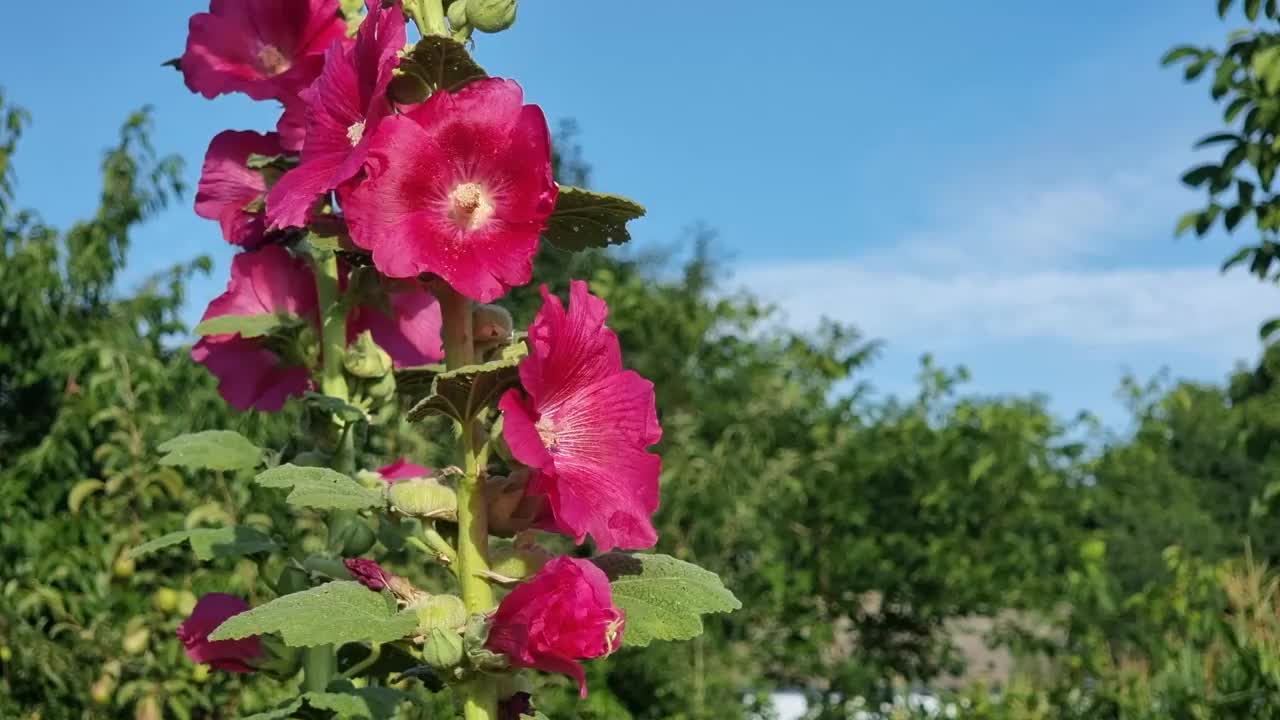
[486, 556, 624, 697]
[192, 246, 318, 412]
[195, 130, 283, 248]
[377, 457, 432, 483]
[182, 0, 347, 101]
[177, 593, 261, 673]
[499, 281, 662, 551]
[342, 77, 558, 302]
[347, 283, 445, 368]
[266, 0, 406, 229]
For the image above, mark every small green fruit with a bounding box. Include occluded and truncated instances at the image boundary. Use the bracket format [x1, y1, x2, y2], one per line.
[112, 554, 135, 579]
[152, 587, 179, 614]
[122, 627, 150, 655]
[177, 590, 198, 617]
[90, 676, 114, 705]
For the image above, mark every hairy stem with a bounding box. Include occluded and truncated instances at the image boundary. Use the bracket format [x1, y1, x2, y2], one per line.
[407, 0, 448, 36]
[437, 284, 497, 720]
[302, 645, 337, 693]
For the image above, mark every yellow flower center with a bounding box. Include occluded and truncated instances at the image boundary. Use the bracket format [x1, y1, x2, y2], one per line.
[447, 182, 495, 231]
[535, 417, 559, 451]
[346, 121, 365, 146]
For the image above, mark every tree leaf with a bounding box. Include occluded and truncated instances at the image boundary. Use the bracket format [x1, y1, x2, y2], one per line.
[255, 464, 386, 511]
[1220, 0, 1234, 17]
[390, 35, 488, 104]
[1260, 316, 1280, 342]
[1181, 164, 1221, 187]
[1175, 210, 1201, 237]
[129, 526, 278, 561]
[1248, 0, 1262, 20]
[591, 553, 740, 647]
[543, 186, 646, 251]
[157, 430, 263, 471]
[1195, 132, 1241, 148]
[68, 479, 105, 513]
[210, 581, 418, 647]
[406, 349, 523, 423]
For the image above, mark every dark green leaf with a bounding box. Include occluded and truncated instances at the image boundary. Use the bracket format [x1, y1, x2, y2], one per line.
[1225, 204, 1246, 231]
[390, 35, 488, 104]
[158, 430, 263, 471]
[591, 553, 740, 647]
[1175, 211, 1201, 237]
[303, 392, 369, 424]
[1225, 96, 1251, 123]
[129, 526, 277, 561]
[209, 581, 418, 647]
[1196, 204, 1223, 235]
[1261, 316, 1280, 341]
[1219, 0, 1234, 17]
[394, 363, 446, 400]
[1161, 46, 1203, 65]
[1181, 164, 1220, 187]
[1248, 0, 1262, 19]
[406, 347, 524, 423]
[256, 464, 386, 511]
[544, 186, 646, 251]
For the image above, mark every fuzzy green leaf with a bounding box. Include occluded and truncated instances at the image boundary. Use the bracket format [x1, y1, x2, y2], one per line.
[129, 526, 277, 561]
[194, 313, 299, 339]
[544, 186, 646, 251]
[406, 347, 524, 423]
[210, 581, 418, 647]
[303, 392, 369, 423]
[591, 553, 740, 647]
[157, 430, 263, 471]
[256, 465, 385, 511]
[240, 685, 406, 720]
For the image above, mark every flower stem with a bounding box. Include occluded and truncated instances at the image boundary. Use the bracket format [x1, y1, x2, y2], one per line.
[407, 0, 449, 36]
[305, 249, 350, 694]
[437, 284, 497, 720]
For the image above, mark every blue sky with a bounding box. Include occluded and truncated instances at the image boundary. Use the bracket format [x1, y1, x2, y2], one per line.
[4, 1, 1275, 428]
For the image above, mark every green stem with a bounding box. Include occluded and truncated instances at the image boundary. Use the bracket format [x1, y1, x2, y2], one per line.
[306, 249, 350, 692]
[437, 285, 497, 720]
[408, 0, 448, 36]
[342, 642, 382, 679]
[302, 646, 337, 693]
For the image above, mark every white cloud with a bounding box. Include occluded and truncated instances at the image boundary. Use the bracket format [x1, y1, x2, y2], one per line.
[733, 162, 1278, 366]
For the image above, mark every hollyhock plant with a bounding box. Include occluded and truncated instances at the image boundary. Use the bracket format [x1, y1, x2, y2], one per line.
[265, 0, 405, 229]
[341, 77, 557, 302]
[377, 457, 432, 483]
[485, 556, 624, 697]
[347, 283, 444, 368]
[192, 245, 318, 411]
[499, 281, 662, 551]
[181, 0, 347, 101]
[177, 593, 261, 673]
[195, 130, 283, 248]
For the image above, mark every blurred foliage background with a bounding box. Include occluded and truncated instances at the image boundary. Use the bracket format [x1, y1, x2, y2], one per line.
[13, 0, 1280, 717]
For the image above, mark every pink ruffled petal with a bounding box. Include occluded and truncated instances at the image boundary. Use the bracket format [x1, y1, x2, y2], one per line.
[195, 130, 281, 248]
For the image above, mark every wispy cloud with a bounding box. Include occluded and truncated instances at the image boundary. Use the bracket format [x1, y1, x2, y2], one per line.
[734, 159, 1278, 366]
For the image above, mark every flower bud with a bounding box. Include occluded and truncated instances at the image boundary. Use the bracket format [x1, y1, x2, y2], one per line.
[388, 477, 458, 521]
[473, 303, 514, 354]
[331, 518, 378, 556]
[485, 471, 546, 537]
[421, 627, 464, 669]
[466, 0, 517, 33]
[345, 331, 393, 379]
[367, 371, 397, 401]
[447, 0, 470, 30]
[489, 536, 551, 581]
[414, 594, 467, 633]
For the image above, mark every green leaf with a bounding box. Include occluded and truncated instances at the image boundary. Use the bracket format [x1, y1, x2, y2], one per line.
[1260, 316, 1280, 341]
[1195, 132, 1241, 148]
[1248, 0, 1262, 19]
[303, 392, 369, 423]
[68, 479, 105, 514]
[255, 464, 386, 511]
[1161, 46, 1202, 65]
[591, 553, 740, 647]
[390, 35, 488, 104]
[194, 312, 300, 339]
[544, 186, 646, 251]
[1225, 96, 1251, 123]
[1175, 210, 1200, 237]
[1220, 0, 1234, 17]
[1222, 245, 1254, 272]
[158, 430, 263, 471]
[406, 349, 523, 423]
[210, 581, 418, 647]
[129, 526, 277, 561]
[245, 153, 297, 171]
[240, 686, 406, 720]
[1225, 204, 1246, 231]
[394, 363, 447, 400]
[1181, 164, 1220, 187]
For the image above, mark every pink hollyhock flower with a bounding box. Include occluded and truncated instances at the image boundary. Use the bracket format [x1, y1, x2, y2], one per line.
[486, 556, 624, 697]
[377, 458, 431, 483]
[347, 284, 444, 368]
[341, 78, 557, 302]
[498, 281, 662, 551]
[344, 558, 392, 591]
[182, 0, 347, 101]
[192, 246, 318, 412]
[276, 95, 308, 152]
[195, 130, 282, 248]
[177, 593, 261, 673]
[265, 0, 405, 229]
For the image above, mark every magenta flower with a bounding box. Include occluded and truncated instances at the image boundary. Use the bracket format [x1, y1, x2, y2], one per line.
[341, 78, 558, 302]
[498, 281, 662, 551]
[182, 0, 347, 101]
[276, 95, 308, 152]
[377, 458, 432, 483]
[265, 0, 405, 229]
[347, 283, 444, 368]
[195, 130, 282, 248]
[486, 556, 624, 697]
[343, 558, 392, 591]
[192, 246, 318, 412]
[177, 593, 261, 673]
